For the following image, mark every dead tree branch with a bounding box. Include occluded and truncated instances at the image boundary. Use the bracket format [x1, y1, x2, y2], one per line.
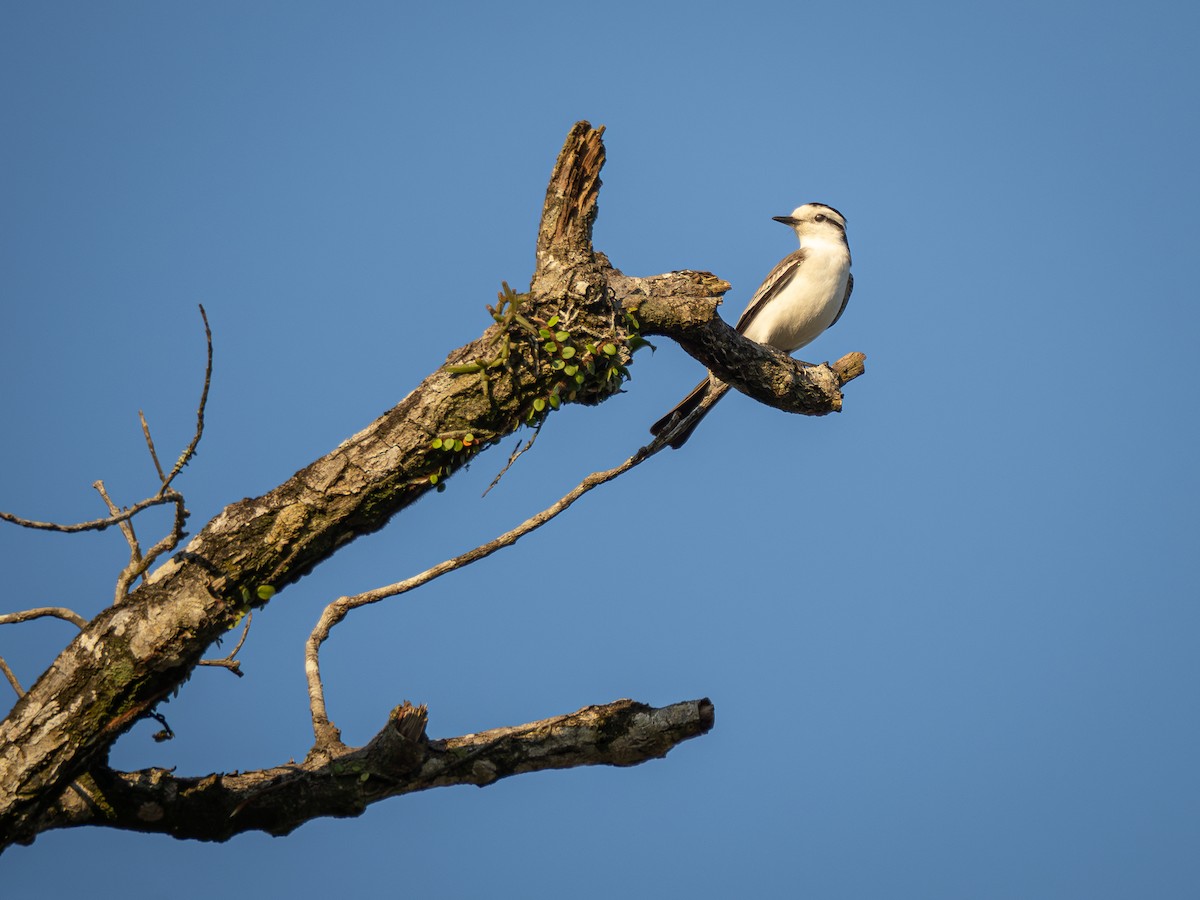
[607, 266, 865, 415]
[30, 698, 713, 843]
[0, 492, 182, 534]
[0, 122, 864, 851]
[0, 607, 89, 629]
[158, 304, 212, 493]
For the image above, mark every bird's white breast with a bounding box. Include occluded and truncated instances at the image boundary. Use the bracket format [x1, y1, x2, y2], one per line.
[741, 243, 850, 352]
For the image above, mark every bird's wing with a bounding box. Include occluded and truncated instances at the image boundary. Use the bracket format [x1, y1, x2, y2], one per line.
[827, 271, 854, 330]
[734, 248, 807, 335]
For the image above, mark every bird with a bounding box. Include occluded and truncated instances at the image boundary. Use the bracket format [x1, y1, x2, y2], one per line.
[649, 202, 854, 449]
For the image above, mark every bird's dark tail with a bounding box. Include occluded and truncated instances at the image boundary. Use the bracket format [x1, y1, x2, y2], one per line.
[650, 377, 726, 449]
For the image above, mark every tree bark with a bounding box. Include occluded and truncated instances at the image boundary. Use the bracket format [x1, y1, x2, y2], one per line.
[28, 699, 713, 842]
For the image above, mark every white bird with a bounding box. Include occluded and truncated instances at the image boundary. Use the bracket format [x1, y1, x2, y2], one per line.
[650, 202, 854, 448]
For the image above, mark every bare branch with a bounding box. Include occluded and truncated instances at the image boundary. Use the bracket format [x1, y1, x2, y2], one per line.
[89, 479, 191, 604]
[305, 430, 678, 749]
[92, 480, 145, 604]
[159, 304, 213, 493]
[481, 422, 543, 498]
[0, 658, 24, 698]
[198, 611, 252, 677]
[92, 481, 140, 552]
[0, 491, 181, 534]
[38, 698, 714, 841]
[138, 410, 167, 485]
[118, 492, 189, 601]
[0, 607, 88, 629]
[610, 265, 864, 416]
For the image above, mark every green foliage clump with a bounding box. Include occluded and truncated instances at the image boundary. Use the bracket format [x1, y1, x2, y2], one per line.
[422, 432, 482, 492]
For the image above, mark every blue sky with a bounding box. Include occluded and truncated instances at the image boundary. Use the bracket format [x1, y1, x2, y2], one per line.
[3, 1, 1198, 896]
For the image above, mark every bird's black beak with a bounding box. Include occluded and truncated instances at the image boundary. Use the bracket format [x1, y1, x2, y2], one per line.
[772, 216, 799, 226]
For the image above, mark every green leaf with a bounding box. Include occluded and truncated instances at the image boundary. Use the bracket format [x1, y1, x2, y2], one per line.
[561, 345, 576, 359]
[548, 393, 560, 409]
[256, 585, 276, 600]
[544, 341, 557, 353]
[539, 328, 552, 340]
[431, 437, 443, 449]
[555, 330, 570, 342]
[629, 336, 656, 353]
[547, 314, 560, 327]
[603, 342, 618, 356]
[564, 364, 578, 376]
[429, 473, 439, 484]
[453, 439, 463, 451]
[533, 397, 546, 412]
[552, 358, 566, 370]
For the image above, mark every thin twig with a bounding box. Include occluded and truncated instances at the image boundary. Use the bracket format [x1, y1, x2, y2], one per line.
[0, 607, 89, 628]
[0, 492, 182, 533]
[481, 423, 543, 498]
[0, 657, 24, 697]
[139, 410, 167, 484]
[304, 430, 677, 749]
[160, 304, 212, 493]
[93, 479, 189, 603]
[198, 611, 252, 677]
[93, 481, 144, 602]
[115, 493, 189, 602]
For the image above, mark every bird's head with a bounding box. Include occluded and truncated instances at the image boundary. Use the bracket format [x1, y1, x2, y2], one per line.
[772, 203, 848, 247]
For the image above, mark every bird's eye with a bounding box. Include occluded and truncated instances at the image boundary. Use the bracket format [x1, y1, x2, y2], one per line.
[814, 214, 827, 222]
